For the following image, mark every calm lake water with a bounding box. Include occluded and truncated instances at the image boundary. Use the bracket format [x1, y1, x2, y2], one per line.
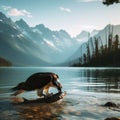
[0, 67, 120, 120]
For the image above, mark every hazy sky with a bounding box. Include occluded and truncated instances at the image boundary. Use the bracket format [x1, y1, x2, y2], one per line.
[0, 0, 120, 37]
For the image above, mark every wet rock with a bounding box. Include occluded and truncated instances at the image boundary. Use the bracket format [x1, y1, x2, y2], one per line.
[104, 102, 117, 107]
[104, 117, 120, 120]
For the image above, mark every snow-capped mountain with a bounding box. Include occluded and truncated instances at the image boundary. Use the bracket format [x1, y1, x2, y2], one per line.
[0, 12, 80, 66]
[0, 12, 53, 66]
[15, 18, 79, 63]
[1, 12, 120, 66]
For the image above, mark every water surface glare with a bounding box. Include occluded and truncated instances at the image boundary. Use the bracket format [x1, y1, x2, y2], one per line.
[0, 67, 120, 120]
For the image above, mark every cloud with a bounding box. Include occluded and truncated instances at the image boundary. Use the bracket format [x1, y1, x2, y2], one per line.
[2, 5, 11, 10]
[2, 5, 32, 18]
[59, 6, 71, 13]
[8, 8, 32, 17]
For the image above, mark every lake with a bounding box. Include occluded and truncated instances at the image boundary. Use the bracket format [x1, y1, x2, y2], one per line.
[0, 67, 120, 120]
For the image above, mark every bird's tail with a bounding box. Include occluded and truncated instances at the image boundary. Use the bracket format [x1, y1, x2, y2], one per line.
[10, 82, 25, 96]
[10, 87, 25, 96]
[10, 86, 19, 91]
[10, 82, 25, 91]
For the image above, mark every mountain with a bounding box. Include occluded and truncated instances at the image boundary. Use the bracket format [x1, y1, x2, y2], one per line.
[0, 57, 12, 66]
[66, 30, 94, 64]
[75, 31, 90, 43]
[90, 29, 99, 37]
[68, 24, 120, 65]
[0, 12, 80, 66]
[15, 18, 79, 63]
[0, 12, 51, 66]
[1, 12, 120, 66]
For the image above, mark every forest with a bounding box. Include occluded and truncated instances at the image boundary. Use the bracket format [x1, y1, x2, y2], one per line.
[72, 26, 120, 67]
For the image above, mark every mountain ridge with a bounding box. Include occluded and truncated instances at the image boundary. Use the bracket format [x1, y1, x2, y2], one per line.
[1, 12, 120, 66]
[0, 12, 80, 66]
[68, 24, 120, 66]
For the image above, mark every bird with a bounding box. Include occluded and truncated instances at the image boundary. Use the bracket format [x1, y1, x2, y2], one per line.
[11, 72, 62, 97]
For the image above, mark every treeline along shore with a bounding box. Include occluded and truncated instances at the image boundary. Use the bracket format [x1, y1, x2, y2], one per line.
[0, 57, 12, 66]
[72, 26, 120, 67]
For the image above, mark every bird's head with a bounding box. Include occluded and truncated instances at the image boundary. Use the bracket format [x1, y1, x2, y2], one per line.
[52, 74, 62, 92]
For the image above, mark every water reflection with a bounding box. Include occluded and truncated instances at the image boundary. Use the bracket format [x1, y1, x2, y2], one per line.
[0, 67, 120, 120]
[15, 103, 64, 120]
[81, 69, 120, 93]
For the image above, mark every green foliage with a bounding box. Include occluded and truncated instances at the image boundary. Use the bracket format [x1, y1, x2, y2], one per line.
[103, 0, 120, 5]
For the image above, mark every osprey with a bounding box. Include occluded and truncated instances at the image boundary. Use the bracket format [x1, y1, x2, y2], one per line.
[11, 72, 62, 97]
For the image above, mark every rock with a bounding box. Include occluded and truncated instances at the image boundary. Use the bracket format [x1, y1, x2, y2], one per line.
[104, 102, 117, 107]
[105, 117, 120, 120]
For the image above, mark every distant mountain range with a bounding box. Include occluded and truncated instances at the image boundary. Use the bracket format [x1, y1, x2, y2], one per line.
[69, 24, 120, 65]
[0, 12, 120, 66]
[0, 12, 79, 66]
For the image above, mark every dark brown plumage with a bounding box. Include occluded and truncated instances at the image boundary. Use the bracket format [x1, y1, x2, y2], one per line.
[11, 72, 62, 97]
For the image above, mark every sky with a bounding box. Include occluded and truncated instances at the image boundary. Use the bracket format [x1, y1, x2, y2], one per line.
[0, 0, 120, 37]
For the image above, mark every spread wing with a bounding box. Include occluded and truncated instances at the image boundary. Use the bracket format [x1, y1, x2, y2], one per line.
[25, 73, 52, 90]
